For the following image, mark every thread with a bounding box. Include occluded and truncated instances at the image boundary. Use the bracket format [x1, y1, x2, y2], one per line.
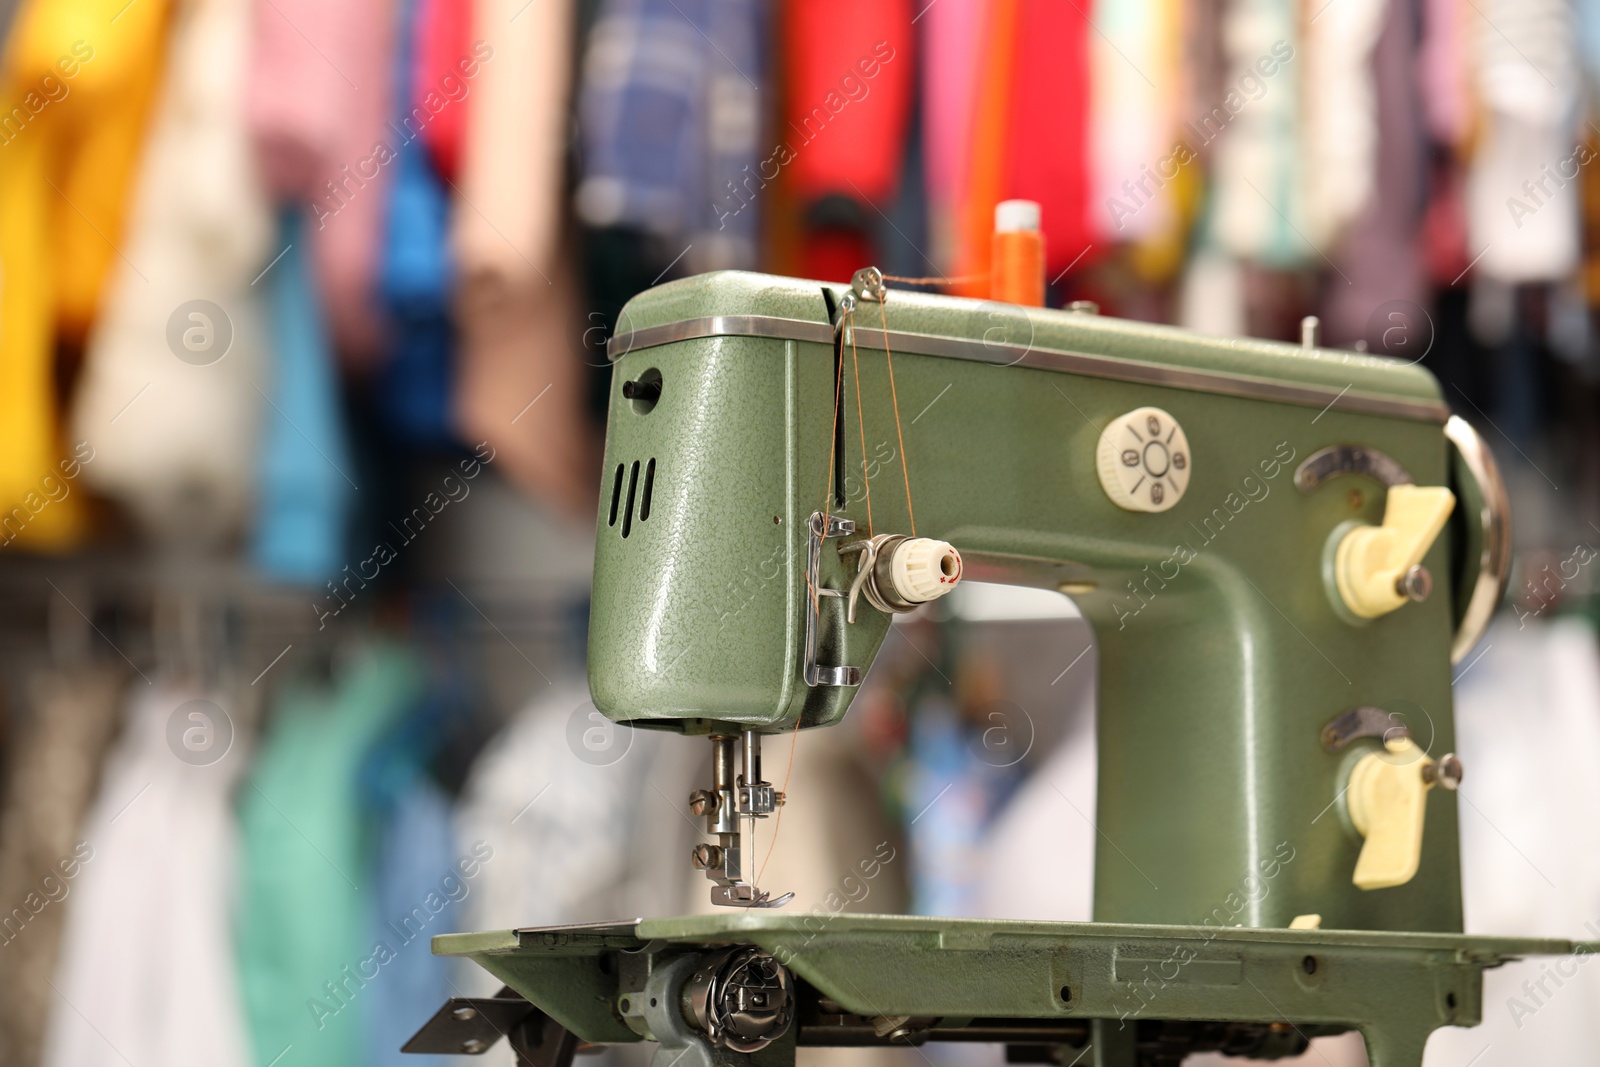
[879, 272, 990, 287]
[990, 199, 1045, 307]
[848, 310, 875, 535]
[878, 301, 916, 536]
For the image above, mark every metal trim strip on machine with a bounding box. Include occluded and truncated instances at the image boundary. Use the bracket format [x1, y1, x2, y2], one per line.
[606, 315, 1451, 424]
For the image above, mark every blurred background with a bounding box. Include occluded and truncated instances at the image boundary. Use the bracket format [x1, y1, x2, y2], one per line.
[2, 0, 1599, 1066]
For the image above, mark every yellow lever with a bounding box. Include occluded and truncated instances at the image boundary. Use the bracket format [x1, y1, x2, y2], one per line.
[1346, 737, 1460, 890]
[1334, 485, 1456, 618]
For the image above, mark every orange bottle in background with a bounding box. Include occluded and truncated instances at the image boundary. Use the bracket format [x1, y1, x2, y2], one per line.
[990, 199, 1045, 307]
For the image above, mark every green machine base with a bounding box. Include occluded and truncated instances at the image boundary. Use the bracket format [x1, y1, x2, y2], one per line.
[415, 915, 1585, 1067]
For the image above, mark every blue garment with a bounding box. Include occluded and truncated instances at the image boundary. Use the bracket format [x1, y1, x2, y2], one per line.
[253, 210, 355, 583]
[377, 0, 456, 447]
[1578, 0, 1600, 86]
[576, 0, 766, 268]
[903, 697, 1021, 917]
[364, 775, 462, 1067]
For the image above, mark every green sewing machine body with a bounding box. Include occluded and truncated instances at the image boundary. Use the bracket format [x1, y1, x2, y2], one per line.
[591, 270, 1477, 932]
[417, 272, 1558, 1067]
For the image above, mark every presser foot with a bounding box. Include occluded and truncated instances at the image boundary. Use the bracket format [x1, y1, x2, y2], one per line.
[709, 884, 796, 909]
[692, 731, 794, 910]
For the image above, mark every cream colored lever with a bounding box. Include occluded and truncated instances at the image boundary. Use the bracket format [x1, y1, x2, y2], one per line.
[1346, 737, 1460, 890]
[1334, 485, 1455, 618]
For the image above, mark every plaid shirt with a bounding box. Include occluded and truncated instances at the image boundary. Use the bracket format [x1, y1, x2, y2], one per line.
[576, 0, 767, 271]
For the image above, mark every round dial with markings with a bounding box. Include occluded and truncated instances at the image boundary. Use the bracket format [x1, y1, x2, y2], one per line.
[1096, 407, 1190, 513]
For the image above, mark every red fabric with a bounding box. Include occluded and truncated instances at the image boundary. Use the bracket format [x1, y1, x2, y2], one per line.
[800, 227, 875, 284]
[414, 0, 472, 181]
[1001, 0, 1094, 276]
[783, 0, 914, 202]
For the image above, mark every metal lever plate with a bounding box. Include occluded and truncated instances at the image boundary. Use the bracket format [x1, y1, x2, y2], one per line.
[804, 511, 862, 687]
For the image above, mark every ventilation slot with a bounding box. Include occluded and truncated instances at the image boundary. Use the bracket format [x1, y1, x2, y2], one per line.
[607, 463, 624, 527]
[639, 459, 656, 522]
[621, 460, 641, 538]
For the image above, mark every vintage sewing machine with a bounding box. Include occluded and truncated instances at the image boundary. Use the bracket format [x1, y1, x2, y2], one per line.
[407, 269, 1586, 1067]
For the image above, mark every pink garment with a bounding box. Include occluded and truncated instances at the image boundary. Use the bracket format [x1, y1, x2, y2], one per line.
[452, 0, 596, 518]
[247, 0, 397, 369]
[1419, 0, 1471, 147]
[453, 266, 599, 522]
[920, 0, 984, 206]
[453, 0, 571, 287]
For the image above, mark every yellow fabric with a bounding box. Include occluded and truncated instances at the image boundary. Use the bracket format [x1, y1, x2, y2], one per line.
[0, 0, 169, 550]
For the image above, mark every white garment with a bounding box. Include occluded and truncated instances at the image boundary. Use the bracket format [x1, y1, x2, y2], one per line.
[975, 703, 1096, 924]
[1210, 0, 1305, 266]
[455, 681, 698, 937]
[1466, 0, 1580, 283]
[1424, 617, 1600, 1066]
[1178, 247, 1246, 337]
[455, 682, 699, 1067]
[1301, 0, 1388, 248]
[69, 0, 270, 547]
[40, 682, 253, 1067]
[1091, 0, 1176, 242]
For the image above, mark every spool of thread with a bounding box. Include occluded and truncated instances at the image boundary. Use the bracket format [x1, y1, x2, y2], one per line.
[991, 199, 1045, 307]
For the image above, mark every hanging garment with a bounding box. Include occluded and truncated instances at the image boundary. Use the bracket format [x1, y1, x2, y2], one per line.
[1583, 0, 1600, 89]
[782, 0, 913, 205]
[1178, 244, 1247, 337]
[378, 0, 456, 448]
[1002, 0, 1095, 277]
[574, 0, 764, 272]
[1209, 0, 1307, 268]
[954, 0, 1097, 292]
[1320, 0, 1426, 348]
[1419, 0, 1472, 148]
[784, 0, 915, 283]
[1423, 618, 1600, 1066]
[0, 0, 171, 552]
[39, 683, 253, 1067]
[68, 0, 270, 549]
[0, 668, 124, 1067]
[252, 210, 355, 585]
[920, 0, 985, 267]
[902, 694, 1021, 917]
[246, 0, 398, 368]
[951, 0, 1019, 296]
[1467, 0, 1579, 284]
[452, 258, 598, 520]
[412, 0, 473, 183]
[975, 693, 1097, 924]
[1582, 133, 1600, 305]
[455, 682, 698, 949]
[453, 0, 596, 518]
[458, 0, 573, 285]
[236, 644, 423, 1067]
[1091, 0, 1179, 244]
[0, 0, 21, 56]
[1301, 0, 1389, 250]
[364, 772, 466, 1067]
[1423, 154, 1472, 287]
